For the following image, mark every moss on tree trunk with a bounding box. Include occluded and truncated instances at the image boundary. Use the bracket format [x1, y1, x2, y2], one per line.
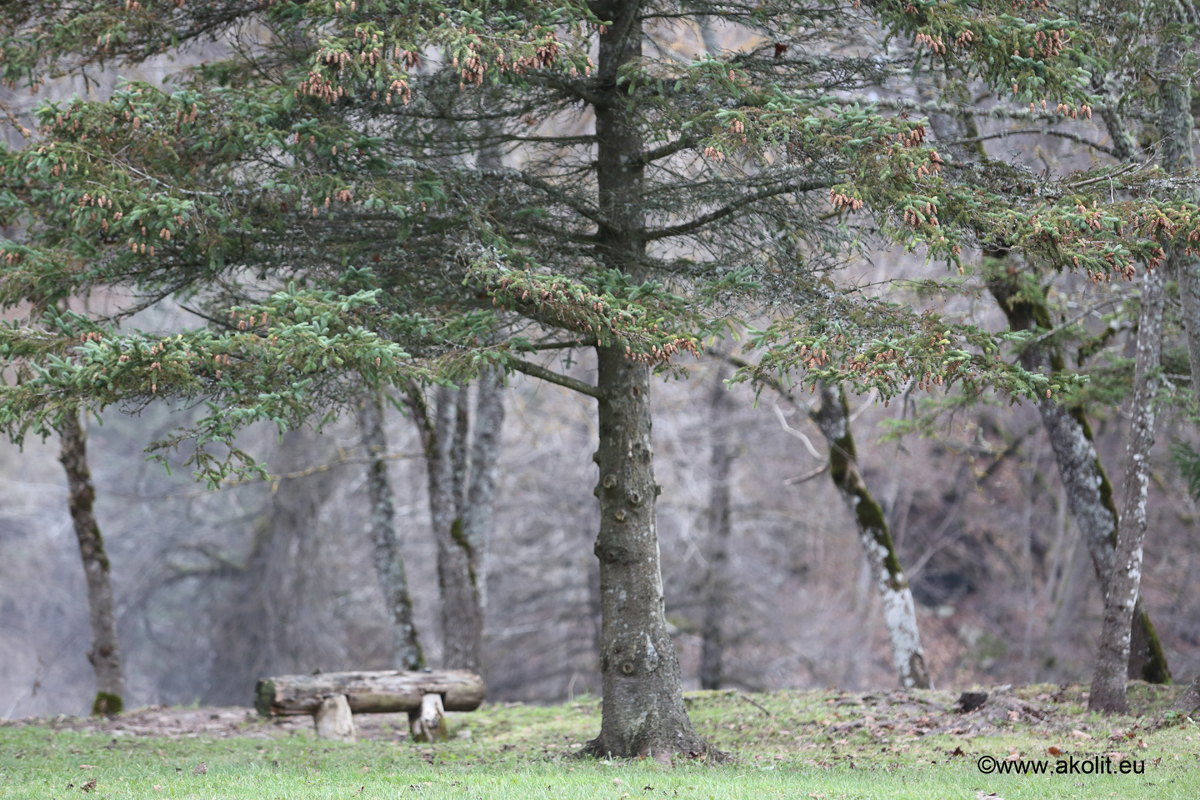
[358, 389, 424, 671]
[813, 385, 931, 690]
[988, 271, 1171, 685]
[59, 408, 125, 716]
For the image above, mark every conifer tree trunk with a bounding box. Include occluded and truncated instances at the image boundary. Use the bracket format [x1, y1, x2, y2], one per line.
[59, 408, 125, 715]
[1089, 266, 1165, 713]
[357, 389, 424, 670]
[988, 278, 1170, 683]
[583, 0, 708, 758]
[699, 365, 735, 690]
[812, 385, 931, 689]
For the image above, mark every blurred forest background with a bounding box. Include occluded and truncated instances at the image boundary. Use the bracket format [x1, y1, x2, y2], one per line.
[4, 11, 1200, 720]
[6, 283, 1200, 718]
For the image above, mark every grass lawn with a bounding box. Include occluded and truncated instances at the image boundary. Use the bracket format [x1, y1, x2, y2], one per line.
[3, 684, 1199, 799]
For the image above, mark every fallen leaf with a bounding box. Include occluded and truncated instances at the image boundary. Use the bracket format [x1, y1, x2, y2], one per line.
[1048, 746, 1063, 756]
[950, 746, 965, 757]
[1005, 751, 1020, 761]
[1106, 751, 1127, 762]
[1007, 710, 1019, 721]
[1071, 729, 1091, 739]
[78, 765, 98, 770]
[193, 762, 207, 775]
[152, 786, 162, 792]
[613, 778, 623, 786]
[80, 779, 97, 793]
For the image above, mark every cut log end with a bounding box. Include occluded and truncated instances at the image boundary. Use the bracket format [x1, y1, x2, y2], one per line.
[254, 679, 276, 717]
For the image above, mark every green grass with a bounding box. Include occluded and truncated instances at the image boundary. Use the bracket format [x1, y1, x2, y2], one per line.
[3, 685, 1200, 799]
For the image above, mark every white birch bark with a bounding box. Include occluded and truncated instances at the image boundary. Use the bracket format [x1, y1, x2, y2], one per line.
[813, 385, 931, 689]
[1089, 266, 1164, 713]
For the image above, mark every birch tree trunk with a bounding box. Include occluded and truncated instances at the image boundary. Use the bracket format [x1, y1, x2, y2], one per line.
[1089, 265, 1165, 713]
[988, 277, 1170, 683]
[812, 385, 931, 689]
[59, 408, 125, 715]
[699, 365, 735, 690]
[357, 389, 424, 670]
[581, 0, 708, 759]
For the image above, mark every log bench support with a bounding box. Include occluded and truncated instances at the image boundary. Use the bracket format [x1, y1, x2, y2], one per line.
[255, 669, 484, 742]
[411, 692, 447, 742]
[315, 694, 356, 742]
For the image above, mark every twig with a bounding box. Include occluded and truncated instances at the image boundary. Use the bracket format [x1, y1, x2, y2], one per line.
[783, 464, 830, 486]
[1018, 297, 1120, 351]
[738, 692, 773, 716]
[1064, 161, 1142, 190]
[947, 128, 1119, 158]
[772, 402, 824, 459]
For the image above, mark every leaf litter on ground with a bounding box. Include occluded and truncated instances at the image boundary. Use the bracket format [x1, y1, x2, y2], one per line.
[0, 683, 1198, 799]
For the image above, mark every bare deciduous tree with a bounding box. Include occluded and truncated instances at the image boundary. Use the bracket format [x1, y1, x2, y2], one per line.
[59, 409, 124, 715]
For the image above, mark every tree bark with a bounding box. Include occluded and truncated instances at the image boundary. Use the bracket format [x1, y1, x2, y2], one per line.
[580, 0, 709, 759]
[699, 365, 735, 690]
[433, 384, 485, 672]
[463, 368, 505, 618]
[1089, 265, 1165, 713]
[59, 408, 125, 716]
[357, 389, 424, 670]
[1158, 31, 1200, 404]
[988, 276, 1170, 683]
[406, 372, 504, 675]
[812, 385, 932, 689]
[587, 345, 707, 759]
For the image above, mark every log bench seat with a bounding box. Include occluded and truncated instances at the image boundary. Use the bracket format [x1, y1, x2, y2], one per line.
[254, 669, 485, 742]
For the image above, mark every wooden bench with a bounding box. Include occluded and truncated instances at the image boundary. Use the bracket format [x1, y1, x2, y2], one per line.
[254, 669, 485, 742]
